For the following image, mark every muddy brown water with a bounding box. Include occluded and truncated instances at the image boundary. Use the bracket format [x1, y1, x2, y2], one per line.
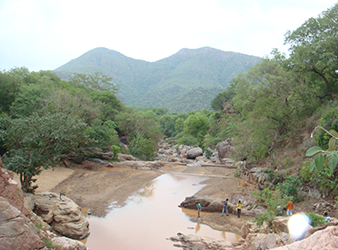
[84, 173, 240, 249]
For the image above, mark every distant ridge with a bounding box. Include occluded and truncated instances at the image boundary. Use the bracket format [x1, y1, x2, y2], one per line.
[54, 47, 261, 113]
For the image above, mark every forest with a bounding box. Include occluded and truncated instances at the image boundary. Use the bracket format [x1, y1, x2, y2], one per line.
[1, 3, 338, 201]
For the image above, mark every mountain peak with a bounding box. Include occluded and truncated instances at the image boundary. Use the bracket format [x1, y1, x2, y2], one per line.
[54, 47, 261, 113]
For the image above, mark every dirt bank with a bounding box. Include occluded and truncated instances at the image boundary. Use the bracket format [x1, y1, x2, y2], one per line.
[20, 162, 256, 234]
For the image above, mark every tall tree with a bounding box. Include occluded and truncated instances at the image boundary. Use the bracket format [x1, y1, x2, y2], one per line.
[0, 113, 89, 193]
[284, 3, 338, 99]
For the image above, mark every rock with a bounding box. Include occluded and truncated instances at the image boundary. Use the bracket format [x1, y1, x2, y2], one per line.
[313, 200, 337, 214]
[169, 232, 233, 250]
[34, 192, 89, 240]
[272, 216, 289, 234]
[117, 153, 138, 161]
[186, 147, 203, 159]
[107, 161, 164, 170]
[0, 168, 30, 217]
[216, 138, 234, 159]
[0, 197, 45, 250]
[87, 158, 105, 164]
[220, 158, 236, 165]
[242, 232, 293, 250]
[51, 236, 88, 250]
[308, 188, 321, 199]
[187, 162, 202, 167]
[272, 225, 338, 250]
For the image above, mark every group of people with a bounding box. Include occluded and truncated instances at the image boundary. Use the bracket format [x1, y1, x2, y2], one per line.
[277, 200, 294, 216]
[196, 199, 243, 218]
[196, 198, 332, 223]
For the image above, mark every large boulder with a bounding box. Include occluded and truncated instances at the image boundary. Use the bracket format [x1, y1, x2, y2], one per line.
[0, 197, 45, 250]
[186, 147, 203, 159]
[216, 138, 234, 159]
[34, 192, 89, 240]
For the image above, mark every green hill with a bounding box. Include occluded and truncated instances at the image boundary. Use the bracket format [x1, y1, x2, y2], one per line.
[54, 47, 260, 113]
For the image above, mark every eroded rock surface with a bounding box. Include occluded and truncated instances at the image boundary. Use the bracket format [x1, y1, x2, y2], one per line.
[0, 197, 45, 250]
[34, 192, 89, 240]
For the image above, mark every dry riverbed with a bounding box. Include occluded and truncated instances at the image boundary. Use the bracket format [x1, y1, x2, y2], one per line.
[16, 161, 257, 235]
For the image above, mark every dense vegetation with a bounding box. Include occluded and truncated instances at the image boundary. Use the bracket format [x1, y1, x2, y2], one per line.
[55, 47, 260, 113]
[1, 3, 338, 204]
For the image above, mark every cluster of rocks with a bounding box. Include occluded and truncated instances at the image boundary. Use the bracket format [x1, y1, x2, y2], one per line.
[179, 195, 265, 218]
[0, 168, 89, 250]
[238, 215, 338, 250]
[156, 139, 236, 166]
[169, 232, 234, 250]
[170, 216, 338, 250]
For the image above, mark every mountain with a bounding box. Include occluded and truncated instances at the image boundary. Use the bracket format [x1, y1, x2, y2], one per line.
[54, 47, 261, 113]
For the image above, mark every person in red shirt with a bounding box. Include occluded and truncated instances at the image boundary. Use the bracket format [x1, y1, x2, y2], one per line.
[287, 200, 293, 216]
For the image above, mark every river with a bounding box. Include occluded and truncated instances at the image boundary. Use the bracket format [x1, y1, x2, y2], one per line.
[84, 173, 240, 249]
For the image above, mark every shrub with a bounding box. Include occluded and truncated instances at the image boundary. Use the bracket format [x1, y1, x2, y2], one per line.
[110, 145, 121, 161]
[276, 175, 304, 202]
[306, 212, 325, 227]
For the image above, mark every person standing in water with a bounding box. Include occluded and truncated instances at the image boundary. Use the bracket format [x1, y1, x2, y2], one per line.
[196, 202, 202, 218]
[236, 200, 243, 218]
[222, 198, 229, 216]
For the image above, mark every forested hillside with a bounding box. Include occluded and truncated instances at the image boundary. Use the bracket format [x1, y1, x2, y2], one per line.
[54, 47, 260, 113]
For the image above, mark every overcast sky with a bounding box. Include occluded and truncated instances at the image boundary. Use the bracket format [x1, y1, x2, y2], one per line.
[0, 0, 337, 72]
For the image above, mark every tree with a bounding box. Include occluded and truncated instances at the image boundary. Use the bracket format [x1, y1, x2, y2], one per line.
[0, 113, 89, 193]
[284, 3, 338, 99]
[211, 83, 236, 111]
[68, 72, 119, 94]
[184, 114, 209, 143]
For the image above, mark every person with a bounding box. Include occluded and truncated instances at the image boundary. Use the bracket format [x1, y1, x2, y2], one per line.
[236, 200, 243, 218]
[287, 200, 293, 216]
[277, 205, 283, 216]
[324, 212, 331, 223]
[196, 203, 202, 218]
[222, 198, 229, 216]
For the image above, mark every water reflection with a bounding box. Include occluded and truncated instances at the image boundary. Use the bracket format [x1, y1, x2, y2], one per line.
[85, 173, 240, 250]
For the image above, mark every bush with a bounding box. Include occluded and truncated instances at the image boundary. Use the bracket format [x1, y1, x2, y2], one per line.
[110, 145, 121, 161]
[129, 138, 157, 160]
[276, 175, 304, 202]
[306, 212, 325, 227]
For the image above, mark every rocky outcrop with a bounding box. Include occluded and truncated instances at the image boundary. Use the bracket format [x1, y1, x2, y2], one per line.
[179, 195, 265, 217]
[34, 192, 89, 240]
[0, 197, 45, 250]
[272, 225, 338, 250]
[0, 168, 30, 217]
[170, 232, 233, 250]
[242, 232, 293, 250]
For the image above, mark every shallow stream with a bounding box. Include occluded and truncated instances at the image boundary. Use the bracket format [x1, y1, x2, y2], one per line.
[84, 173, 240, 249]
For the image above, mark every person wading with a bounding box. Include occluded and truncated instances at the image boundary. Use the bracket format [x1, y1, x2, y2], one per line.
[196, 202, 202, 218]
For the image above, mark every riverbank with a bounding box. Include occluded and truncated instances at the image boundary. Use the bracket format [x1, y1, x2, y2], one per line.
[16, 161, 256, 235]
